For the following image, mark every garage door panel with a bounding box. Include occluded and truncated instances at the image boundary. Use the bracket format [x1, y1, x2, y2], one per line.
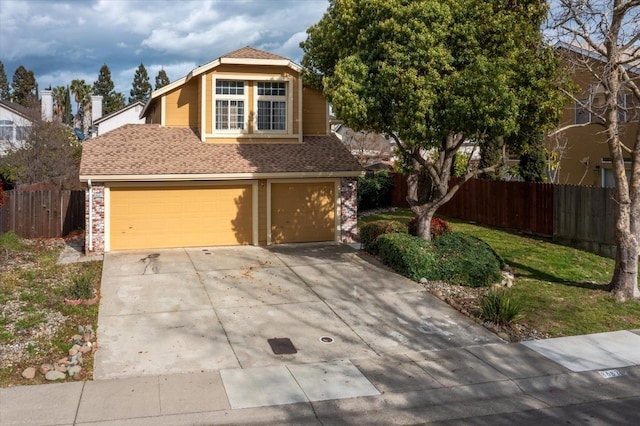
[271, 182, 335, 244]
[110, 185, 252, 250]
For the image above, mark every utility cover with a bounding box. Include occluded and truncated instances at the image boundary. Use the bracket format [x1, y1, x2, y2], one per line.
[268, 338, 297, 355]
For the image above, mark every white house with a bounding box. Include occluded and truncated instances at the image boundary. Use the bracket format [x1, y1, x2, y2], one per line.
[0, 99, 34, 155]
[92, 101, 145, 137]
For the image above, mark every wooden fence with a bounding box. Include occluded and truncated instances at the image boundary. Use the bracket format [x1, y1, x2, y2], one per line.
[391, 174, 553, 236]
[390, 173, 617, 258]
[0, 190, 85, 238]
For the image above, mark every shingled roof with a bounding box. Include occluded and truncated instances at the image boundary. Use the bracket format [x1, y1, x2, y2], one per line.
[79, 124, 363, 179]
[222, 46, 288, 61]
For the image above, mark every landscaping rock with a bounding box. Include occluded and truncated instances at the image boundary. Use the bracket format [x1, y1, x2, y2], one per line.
[67, 365, 82, 378]
[21, 367, 36, 379]
[39, 364, 54, 375]
[45, 370, 66, 381]
[55, 364, 68, 373]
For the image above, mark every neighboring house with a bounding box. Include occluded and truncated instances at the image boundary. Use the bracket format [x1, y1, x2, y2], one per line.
[79, 47, 363, 254]
[0, 99, 33, 155]
[516, 42, 639, 187]
[92, 101, 145, 137]
[332, 122, 396, 167]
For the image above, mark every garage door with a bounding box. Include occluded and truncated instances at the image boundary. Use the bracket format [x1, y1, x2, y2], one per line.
[271, 182, 335, 244]
[110, 185, 253, 250]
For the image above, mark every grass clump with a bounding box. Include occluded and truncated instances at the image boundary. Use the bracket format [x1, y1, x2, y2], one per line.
[0, 232, 27, 251]
[479, 289, 521, 325]
[66, 269, 96, 300]
[378, 233, 437, 281]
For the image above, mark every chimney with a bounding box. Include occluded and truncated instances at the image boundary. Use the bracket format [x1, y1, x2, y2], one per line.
[91, 95, 103, 138]
[41, 89, 53, 122]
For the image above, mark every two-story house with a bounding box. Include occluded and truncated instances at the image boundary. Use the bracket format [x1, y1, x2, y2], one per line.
[0, 99, 34, 156]
[79, 47, 363, 254]
[546, 42, 639, 187]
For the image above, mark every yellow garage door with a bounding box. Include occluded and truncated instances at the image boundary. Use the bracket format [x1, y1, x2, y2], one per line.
[271, 182, 335, 244]
[110, 185, 253, 250]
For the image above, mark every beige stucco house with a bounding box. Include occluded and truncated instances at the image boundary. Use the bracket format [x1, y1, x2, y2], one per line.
[546, 43, 639, 187]
[79, 47, 363, 253]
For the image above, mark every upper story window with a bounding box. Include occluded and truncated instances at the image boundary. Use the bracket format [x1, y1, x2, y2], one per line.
[574, 84, 637, 125]
[256, 82, 287, 131]
[215, 80, 246, 130]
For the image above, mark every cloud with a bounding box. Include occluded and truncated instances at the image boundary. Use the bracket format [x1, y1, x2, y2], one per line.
[0, 0, 330, 94]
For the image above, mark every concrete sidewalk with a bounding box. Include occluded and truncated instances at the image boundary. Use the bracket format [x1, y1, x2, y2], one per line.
[2, 330, 640, 425]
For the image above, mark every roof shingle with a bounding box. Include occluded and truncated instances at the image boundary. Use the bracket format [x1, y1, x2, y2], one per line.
[221, 46, 288, 61]
[79, 124, 363, 178]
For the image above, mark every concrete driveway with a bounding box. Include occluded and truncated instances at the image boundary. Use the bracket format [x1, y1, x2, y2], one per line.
[95, 243, 501, 380]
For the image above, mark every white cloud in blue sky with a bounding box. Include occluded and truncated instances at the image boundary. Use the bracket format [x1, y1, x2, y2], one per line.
[0, 0, 328, 97]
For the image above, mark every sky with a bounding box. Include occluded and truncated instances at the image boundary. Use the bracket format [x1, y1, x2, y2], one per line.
[0, 0, 329, 100]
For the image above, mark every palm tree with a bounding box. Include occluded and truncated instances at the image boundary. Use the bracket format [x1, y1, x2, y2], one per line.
[52, 86, 67, 122]
[70, 79, 92, 133]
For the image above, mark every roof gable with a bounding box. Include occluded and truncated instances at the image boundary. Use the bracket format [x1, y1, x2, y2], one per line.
[0, 99, 33, 120]
[94, 101, 145, 125]
[141, 46, 302, 118]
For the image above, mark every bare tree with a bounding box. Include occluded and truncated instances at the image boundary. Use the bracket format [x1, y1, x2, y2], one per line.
[550, 0, 640, 300]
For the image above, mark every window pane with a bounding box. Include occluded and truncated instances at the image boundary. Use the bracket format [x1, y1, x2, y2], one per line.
[0, 126, 13, 140]
[273, 101, 286, 130]
[15, 126, 29, 140]
[216, 100, 229, 129]
[257, 100, 286, 130]
[216, 80, 244, 95]
[575, 99, 590, 124]
[216, 99, 244, 130]
[257, 100, 270, 130]
[257, 82, 286, 96]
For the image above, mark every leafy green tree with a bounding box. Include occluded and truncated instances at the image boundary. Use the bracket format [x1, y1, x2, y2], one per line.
[301, 0, 566, 239]
[154, 69, 170, 90]
[11, 65, 38, 106]
[129, 63, 152, 103]
[92, 64, 125, 115]
[517, 134, 547, 183]
[0, 61, 10, 101]
[479, 137, 505, 181]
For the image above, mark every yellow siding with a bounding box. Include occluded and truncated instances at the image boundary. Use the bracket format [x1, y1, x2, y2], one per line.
[164, 79, 199, 128]
[271, 182, 335, 244]
[110, 185, 253, 250]
[302, 86, 327, 135]
[204, 136, 300, 144]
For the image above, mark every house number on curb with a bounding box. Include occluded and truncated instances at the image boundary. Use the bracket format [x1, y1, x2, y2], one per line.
[598, 369, 621, 378]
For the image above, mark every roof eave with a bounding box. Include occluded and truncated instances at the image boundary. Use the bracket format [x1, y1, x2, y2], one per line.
[80, 170, 364, 183]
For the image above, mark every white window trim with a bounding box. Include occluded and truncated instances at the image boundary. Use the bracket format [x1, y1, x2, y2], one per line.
[212, 76, 249, 135]
[253, 79, 293, 135]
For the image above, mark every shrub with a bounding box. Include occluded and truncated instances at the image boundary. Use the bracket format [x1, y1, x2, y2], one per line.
[358, 171, 393, 211]
[359, 220, 408, 255]
[377, 233, 436, 281]
[479, 289, 521, 325]
[431, 232, 504, 287]
[66, 269, 96, 300]
[408, 216, 451, 238]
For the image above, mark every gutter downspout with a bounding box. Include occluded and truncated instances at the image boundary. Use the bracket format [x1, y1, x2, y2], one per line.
[88, 179, 93, 252]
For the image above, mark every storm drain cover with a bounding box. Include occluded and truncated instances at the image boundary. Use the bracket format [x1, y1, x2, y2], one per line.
[268, 338, 297, 355]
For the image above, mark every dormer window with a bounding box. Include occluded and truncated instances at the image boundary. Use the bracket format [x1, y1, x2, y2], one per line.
[215, 80, 246, 130]
[256, 82, 287, 131]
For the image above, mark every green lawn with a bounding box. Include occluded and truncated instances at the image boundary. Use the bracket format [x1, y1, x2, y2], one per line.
[360, 209, 640, 337]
